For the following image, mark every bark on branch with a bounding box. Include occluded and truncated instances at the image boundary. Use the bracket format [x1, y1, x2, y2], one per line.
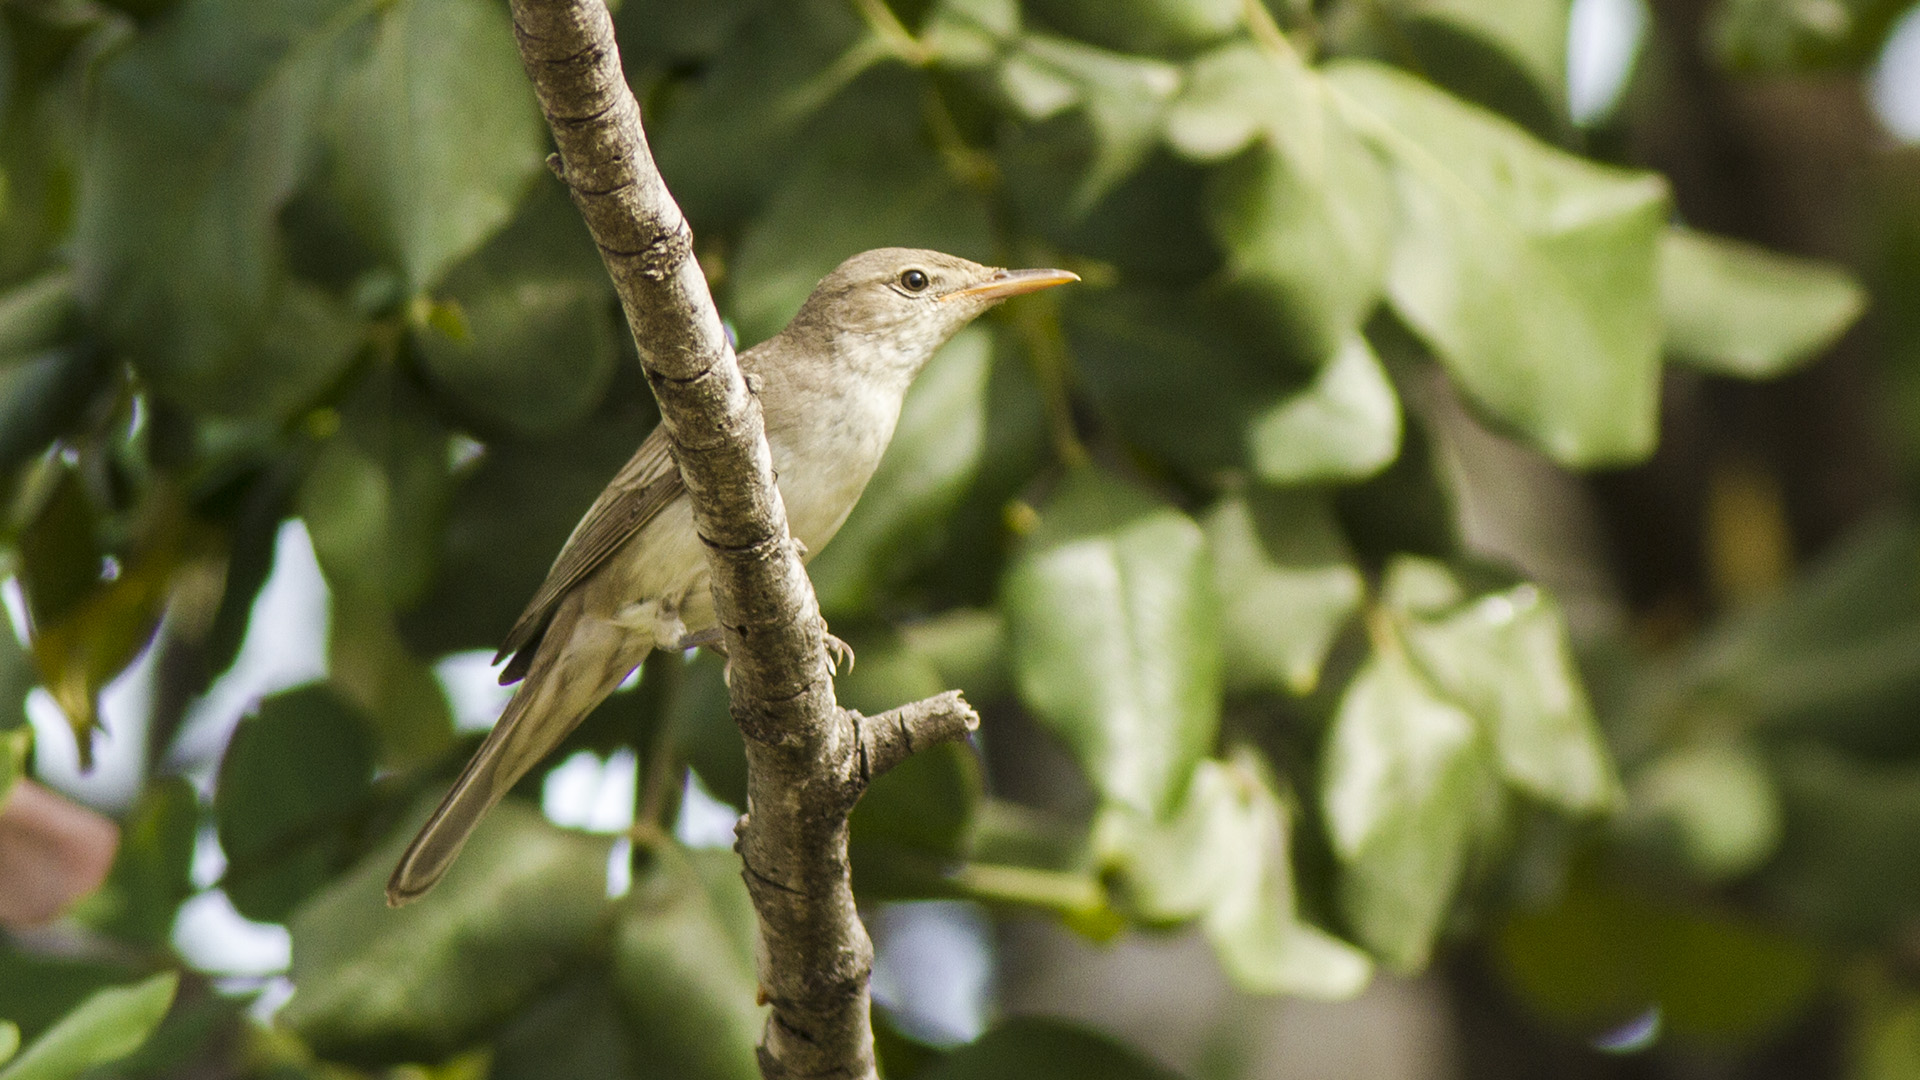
[506, 3, 976, 1078]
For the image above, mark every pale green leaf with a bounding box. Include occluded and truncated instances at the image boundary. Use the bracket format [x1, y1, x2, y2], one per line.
[0, 973, 177, 1080]
[1661, 226, 1866, 378]
[1107, 752, 1372, 999]
[1247, 335, 1401, 483]
[1399, 578, 1619, 813]
[1323, 641, 1492, 970]
[1005, 467, 1221, 818]
[1624, 740, 1781, 881]
[283, 799, 612, 1061]
[0, 1024, 16, 1070]
[329, 0, 546, 291]
[1203, 491, 1363, 696]
[1328, 61, 1669, 465]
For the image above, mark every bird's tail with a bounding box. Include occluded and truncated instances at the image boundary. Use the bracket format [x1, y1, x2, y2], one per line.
[386, 668, 585, 906]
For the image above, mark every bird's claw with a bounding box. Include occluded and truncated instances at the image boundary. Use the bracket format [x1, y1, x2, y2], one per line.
[825, 633, 855, 674]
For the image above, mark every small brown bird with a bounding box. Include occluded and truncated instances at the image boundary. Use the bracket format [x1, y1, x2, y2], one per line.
[388, 248, 1077, 905]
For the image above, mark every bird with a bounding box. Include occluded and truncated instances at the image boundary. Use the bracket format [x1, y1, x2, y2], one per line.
[387, 248, 1078, 905]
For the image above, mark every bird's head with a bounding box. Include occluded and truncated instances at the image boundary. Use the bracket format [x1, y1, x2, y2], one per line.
[787, 248, 1078, 380]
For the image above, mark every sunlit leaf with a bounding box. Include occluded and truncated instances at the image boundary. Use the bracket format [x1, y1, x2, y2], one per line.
[1661, 227, 1866, 378]
[0, 972, 177, 1080]
[1246, 335, 1400, 483]
[1328, 61, 1669, 465]
[1323, 637, 1493, 970]
[1203, 490, 1363, 696]
[1396, 577, 1618, 813]
[998, 35, 1181, 210]
[1172, 43, 1395, 362]
[1386, 0, 1572, 107]
[1107, 751, 1372, 999]
[328, 0, 545, 291]
[283, 799, 612, 1063]
[1004, 467, 1220, 818]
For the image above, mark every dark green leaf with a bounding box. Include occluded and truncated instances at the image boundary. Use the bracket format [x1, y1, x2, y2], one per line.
[72, 0, 366, 420]
[1021, 0, 1242, 55]
[215, 686, 376, 923]
[283, 798, 613, 1063]
[88, 778, 196, 947]
[0, 972, 177, 1080]
[1322, 635, 1494, 970]
[1386, 0, 1571, 109]
[1495, 876, 1818, 1042]
[1203, 490, 1364, 697]
[412, 180, 618, 438]
[0, 271, 75, 359]
[1244, 335, 1400, 483]
[995, 35, 1181, 209]
[918, 1017, 1186, 1080]
[328, 0, 545, 291]
[1327, 61, 1669, 465]
[1004, 467, 1220, 818]
[611, 847, 762, 1080]
[1661, 227, 1866, 378]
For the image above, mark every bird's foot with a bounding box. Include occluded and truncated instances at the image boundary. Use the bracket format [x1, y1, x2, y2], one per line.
[824, 632, 855, 674]
[677, 627, 726, 653]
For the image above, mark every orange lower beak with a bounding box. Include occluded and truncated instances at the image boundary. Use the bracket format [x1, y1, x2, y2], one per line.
[942, 267, 1080, 303]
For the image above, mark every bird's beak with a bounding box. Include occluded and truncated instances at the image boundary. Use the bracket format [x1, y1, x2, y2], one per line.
[942, 267, 1080, 303]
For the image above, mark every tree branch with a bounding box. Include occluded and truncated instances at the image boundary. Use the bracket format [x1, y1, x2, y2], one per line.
[506, 3, 974, 1078]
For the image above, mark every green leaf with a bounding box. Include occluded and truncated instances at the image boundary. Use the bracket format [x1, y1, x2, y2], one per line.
[649, 0, 872, 228]
[997, 35, 1181, 210]
[87, 777, 196, 947]
[0, 271, 76, 359]
[298, 371, 451, 608]
[918, 1017, 1185, 1080]
[811, 326, 996, 615]
[725, 86, 994, 345]
[1708, 0, 1910, 72]
[1021, 0, 1243, 55]
[0, 972, 178, 1080]
[72, 0, 366, 420]
[0, 1024, 16, 1070]
[412, 179, 619, 437]
[1004, 467, 1220, 818]
[1495, 876, 1818, 1042]
[1327, 61, 1669, 465]
[283, 798, 613, 1063]
[1759, 746, 1920, 940]
[1322, 636, 1493, 971]
[1622, 740, 1781, 882]
[1105, 751, 1372, 999]
[1386, 0, 1572, 107]
[1203, 490, 1363, 697]
[1660, 227, 1866, 378]
[0, 730, 27, 809]
[1246, 334, 1401, 483]
[328, 0, 545, 291]
[1396, 575, 1619, 813]
[611, 847, 762, 1080]
[326, 590, 454, 768]
[216, 686, 377, 923]
[1171, 43, 1395, 363]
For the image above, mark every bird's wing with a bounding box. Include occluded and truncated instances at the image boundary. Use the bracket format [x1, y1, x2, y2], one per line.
[493, 424, 684, 683]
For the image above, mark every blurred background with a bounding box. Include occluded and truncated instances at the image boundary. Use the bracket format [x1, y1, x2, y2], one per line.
[6, 0, 1920, 1077]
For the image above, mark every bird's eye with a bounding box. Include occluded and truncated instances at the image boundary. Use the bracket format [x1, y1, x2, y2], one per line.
[899, 269, 930, 292]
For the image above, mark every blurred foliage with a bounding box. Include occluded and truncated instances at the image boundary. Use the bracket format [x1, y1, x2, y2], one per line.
[0, 0, 1915, 1075]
